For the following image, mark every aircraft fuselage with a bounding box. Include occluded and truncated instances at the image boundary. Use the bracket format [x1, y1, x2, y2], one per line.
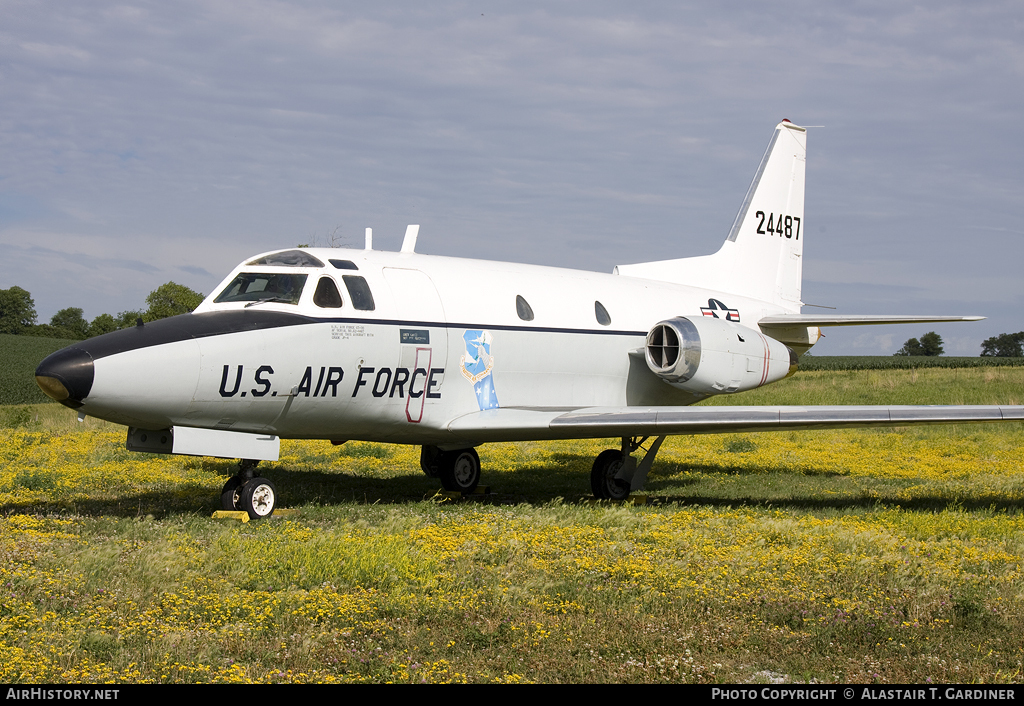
[42, 248, 792, 445]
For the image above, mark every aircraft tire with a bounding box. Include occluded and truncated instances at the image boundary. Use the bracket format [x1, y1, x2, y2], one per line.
[591, 449, 630, 500]
[240, 477, 277, 519]
[438, 448, 480, 494]
[220, 476, 243, 511]
[420, 445, 442, 478]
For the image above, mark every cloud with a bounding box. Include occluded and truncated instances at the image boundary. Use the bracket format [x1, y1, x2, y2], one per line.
[178, 265, 215, 278]
[0, 0, 1020, 340]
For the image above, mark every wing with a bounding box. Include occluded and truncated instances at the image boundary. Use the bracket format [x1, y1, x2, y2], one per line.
[759, 315, 984, 327]
[444, 405, 1024, 442]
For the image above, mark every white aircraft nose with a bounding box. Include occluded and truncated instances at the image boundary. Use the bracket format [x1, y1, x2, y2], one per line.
[34, 314, 213, 428]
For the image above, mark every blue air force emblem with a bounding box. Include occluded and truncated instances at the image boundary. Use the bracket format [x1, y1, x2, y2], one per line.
[460, 330, 499, 410]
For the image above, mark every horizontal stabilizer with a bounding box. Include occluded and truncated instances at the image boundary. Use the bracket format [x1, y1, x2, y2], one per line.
[759, 315, 985, 328]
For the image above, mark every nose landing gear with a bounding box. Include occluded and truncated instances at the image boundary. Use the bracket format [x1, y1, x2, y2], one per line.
[220, 459, 277, 519]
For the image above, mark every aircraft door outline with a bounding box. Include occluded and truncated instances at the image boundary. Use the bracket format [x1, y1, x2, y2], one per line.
[383, 267, 448, 423]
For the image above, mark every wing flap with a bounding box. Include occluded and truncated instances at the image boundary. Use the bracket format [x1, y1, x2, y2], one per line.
[446, 408, 569, 442]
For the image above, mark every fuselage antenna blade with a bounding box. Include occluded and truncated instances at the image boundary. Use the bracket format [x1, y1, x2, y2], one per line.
[400, 224, 419, 253]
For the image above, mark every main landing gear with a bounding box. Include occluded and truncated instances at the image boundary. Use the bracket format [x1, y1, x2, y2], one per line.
[420, 445, 481, 494]
[590, 436, 667, 500]
[221, 459, 277, 519]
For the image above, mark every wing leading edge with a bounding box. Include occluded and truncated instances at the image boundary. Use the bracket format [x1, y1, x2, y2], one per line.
[445, 405, 1023, 443]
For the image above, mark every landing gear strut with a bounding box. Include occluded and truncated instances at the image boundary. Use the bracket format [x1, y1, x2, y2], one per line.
[221, 459, 277, 519]
[590, 436, 666, 500]
[421, 445, 482, 494]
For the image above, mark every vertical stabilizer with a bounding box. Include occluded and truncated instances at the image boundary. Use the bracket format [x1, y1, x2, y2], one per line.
[614, 120, 807, 311]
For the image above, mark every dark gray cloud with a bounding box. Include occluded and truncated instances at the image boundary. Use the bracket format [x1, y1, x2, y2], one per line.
[1, 0, 1021, 352]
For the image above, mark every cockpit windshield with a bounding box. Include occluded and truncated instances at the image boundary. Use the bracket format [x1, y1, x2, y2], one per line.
[246, 250, 324, 267]
[214, 272, 308, 305]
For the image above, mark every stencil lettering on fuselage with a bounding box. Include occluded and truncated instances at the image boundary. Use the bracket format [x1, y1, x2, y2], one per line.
[331, 323, 371, 340]
[217, 363, 443, 400]
[460, 330, 499, 410]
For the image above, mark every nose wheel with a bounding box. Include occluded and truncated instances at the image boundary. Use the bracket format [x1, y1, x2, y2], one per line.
[220, 476, 244, 511]
[240, 478, 276, 519]
[220, 459, 276, 519]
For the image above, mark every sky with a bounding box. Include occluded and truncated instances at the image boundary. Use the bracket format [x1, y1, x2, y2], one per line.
[2, 0, 1021, 355]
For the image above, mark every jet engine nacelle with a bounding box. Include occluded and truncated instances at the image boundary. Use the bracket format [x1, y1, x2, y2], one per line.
[645, 316, 796, 395]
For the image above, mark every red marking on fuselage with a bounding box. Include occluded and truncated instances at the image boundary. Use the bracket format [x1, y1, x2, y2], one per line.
[758, 333, 770, 387]
[405, 347, 433, 423]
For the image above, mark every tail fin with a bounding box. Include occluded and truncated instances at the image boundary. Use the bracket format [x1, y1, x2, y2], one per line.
[614, 120, 807, 311]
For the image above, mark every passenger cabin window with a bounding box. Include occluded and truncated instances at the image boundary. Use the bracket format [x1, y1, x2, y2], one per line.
[214, 273, 308, 305]
[246, 250, 324, 268]
[516, 295, 534, 322]
[329, 259, 359, 270]
[342, 275, 375, 311]
[595, 301, 611, 326]
[313, 277, 344, 308]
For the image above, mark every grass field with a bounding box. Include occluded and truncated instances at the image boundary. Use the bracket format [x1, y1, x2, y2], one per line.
[1, 368, 1023, 683]
[0, 334, 79, 406]
[798, 356, 1024, 371]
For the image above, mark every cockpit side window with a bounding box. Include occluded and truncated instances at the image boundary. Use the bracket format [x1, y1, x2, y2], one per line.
[342, 275, 375, 311]
[595, 301, 611, 326]
[313, 277, 344, 308]
[214, 273, 308, 305]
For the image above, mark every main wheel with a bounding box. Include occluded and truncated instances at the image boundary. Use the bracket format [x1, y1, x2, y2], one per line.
[439, 448, 481, 493]
[420, 445, 442, 478]
[220, 476, 243, 510]
[591, 449, 630, 500]
[240, 477, 277, 519]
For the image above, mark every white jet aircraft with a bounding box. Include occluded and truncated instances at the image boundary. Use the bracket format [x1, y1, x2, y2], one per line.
[35, 120, 1023, 518]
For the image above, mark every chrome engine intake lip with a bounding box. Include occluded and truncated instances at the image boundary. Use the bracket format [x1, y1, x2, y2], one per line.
[645, 318, 701, 383]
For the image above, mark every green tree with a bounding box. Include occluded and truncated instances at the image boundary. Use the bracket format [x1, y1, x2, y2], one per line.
[895, 338, 923, 356]
[49, 307, 90, 339]
[920, 331, 945, 356]
[980, 332, 1024, 357]
[88, 313, 119, 337]
[26, 323, 76, 339]
[0, 286, 37, 334]
[144, 282, 204, 320]
[895, 331, 944, 356]
[114, 310, 146, 330]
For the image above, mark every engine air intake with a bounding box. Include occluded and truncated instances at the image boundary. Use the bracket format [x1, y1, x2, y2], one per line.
[647, 323, 679, 368]
[645, 317, 701, 383]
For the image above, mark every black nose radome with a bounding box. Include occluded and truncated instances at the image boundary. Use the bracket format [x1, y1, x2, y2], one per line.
[35, 347, 95, 408]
